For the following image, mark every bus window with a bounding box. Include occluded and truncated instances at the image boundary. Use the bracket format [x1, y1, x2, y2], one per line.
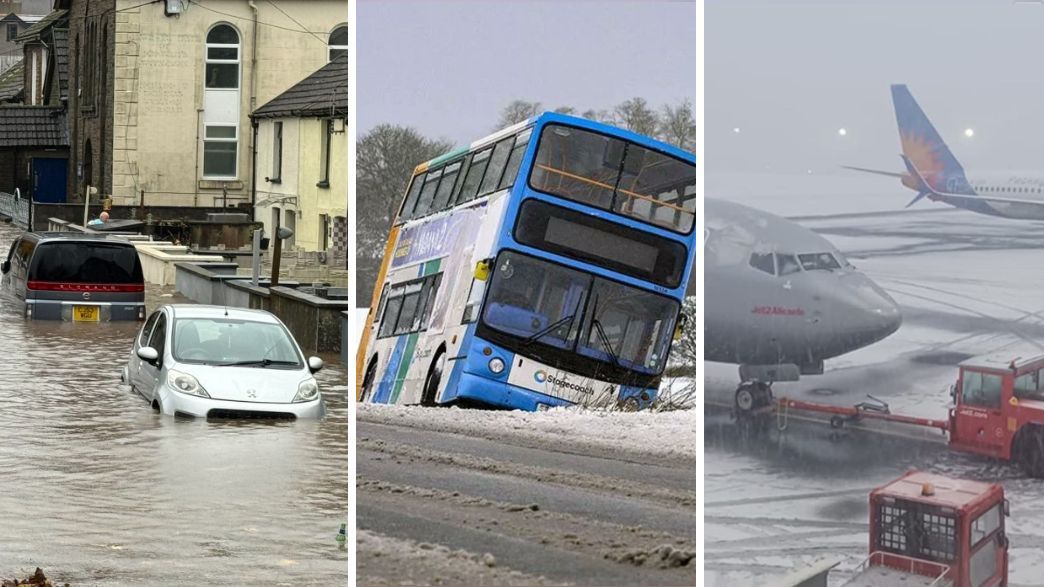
[378, 295, 403, 338]
[393, 283, 424, 336]
[531, 126, 619, 209]
[431, 161, 462, 212]
[416, 274, 443, 330]
[498, 129, 532, 191]
[373, 283, 389, 326]
[613, 145, 698, 233]
[398, 174, 425, 221]
[478, 137, 515, 196]
[412, 168, 443, 218]
[457, 148, 491, 203]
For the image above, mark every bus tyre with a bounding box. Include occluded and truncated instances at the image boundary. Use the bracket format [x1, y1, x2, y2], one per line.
[1015, 426, 1044, 479]
[360, 358, 377, 403]
[421, 351, 446, 408]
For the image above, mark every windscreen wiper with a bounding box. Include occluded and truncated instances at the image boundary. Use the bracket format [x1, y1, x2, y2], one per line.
[217, 359, 299, 367]
[591, 318, 622, 368]
[522, 313, 577, 347]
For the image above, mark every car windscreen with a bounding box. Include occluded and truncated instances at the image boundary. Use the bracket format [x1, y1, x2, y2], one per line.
[172, 318, 302, 367]
[29, 242, 144, 284]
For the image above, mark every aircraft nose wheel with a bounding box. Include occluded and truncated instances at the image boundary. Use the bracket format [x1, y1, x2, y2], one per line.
[734, 381, 773, 436]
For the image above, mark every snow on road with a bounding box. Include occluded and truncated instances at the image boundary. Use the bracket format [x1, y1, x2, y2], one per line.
[359, 402, 698, 462]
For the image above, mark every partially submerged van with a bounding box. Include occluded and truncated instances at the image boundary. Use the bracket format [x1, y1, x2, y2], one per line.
[1, 233, 145, 321]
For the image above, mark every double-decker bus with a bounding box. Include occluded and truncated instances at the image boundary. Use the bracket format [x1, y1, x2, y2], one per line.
[357, 113, 698, 411]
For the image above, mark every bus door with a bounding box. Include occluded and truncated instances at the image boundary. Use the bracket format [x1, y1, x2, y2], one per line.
[952, 368, 1008, 458]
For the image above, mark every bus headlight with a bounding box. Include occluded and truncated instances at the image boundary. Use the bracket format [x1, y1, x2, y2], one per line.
[488, 357, 505, 375]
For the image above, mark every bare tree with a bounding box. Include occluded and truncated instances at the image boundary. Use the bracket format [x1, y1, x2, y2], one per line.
[613, 97, 659, 136]
[496, 100, 543, 129]
[356, 124, 453, 302]
[659, 100, 697, 151]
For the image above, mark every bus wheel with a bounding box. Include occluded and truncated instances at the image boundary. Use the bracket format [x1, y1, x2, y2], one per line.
[421, 351, 446, 407]
[1015, 426, 1044, 478]
[360, 357, 377, 403]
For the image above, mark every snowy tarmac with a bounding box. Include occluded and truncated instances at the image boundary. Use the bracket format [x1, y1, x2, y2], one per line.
[706, 198, 1044, 586]
[357, 404, 698, 586]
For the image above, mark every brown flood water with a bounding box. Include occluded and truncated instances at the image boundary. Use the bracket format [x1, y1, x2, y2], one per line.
[0, 222, 348, 585]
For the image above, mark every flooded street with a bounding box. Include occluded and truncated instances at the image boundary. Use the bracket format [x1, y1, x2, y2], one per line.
[0, 222, 349, 585]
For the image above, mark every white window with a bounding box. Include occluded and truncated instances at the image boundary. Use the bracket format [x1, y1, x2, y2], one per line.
[271, 121, 282, 182]
[203, 124, 237, 178]
[205, 25, 240, 89]
[328, 25, 348, 61]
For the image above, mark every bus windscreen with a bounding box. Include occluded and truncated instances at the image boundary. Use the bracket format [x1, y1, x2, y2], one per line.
[529, 124, 697, 234]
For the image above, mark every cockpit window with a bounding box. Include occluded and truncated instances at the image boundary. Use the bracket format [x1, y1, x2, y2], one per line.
[749, 252, 775, 275]
[798, 252, 841, 272]
[777, 254, 801, 275]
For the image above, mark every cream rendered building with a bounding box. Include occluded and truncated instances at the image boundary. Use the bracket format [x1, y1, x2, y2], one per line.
[68, 0, 347, 208]
[252, 55, 347, 253]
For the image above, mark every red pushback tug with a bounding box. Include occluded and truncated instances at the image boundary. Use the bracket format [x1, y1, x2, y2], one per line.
[736, 349, 1044, 477]
[778, 471, 1008, 587]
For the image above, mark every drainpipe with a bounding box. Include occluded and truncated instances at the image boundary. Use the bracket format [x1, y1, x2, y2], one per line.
[248, 0, 258, 215]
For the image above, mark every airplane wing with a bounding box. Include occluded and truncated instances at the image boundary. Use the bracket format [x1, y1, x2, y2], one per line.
[840, 165, 906, 179]
[900, 155, 1044, 207]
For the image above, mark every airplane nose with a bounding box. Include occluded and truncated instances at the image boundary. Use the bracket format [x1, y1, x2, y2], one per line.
[838, 275, 903, 348]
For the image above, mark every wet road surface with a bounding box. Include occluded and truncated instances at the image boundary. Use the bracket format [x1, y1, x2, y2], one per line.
[356, 411, 698, 586]
[0, 222, 349, 585]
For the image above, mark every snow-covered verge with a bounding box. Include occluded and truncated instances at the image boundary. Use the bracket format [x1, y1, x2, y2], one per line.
[356, 530, 561, 586]
[358, 402, 697, 462]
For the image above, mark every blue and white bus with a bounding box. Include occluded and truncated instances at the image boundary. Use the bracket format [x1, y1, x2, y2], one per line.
[357, 113, 698, 411]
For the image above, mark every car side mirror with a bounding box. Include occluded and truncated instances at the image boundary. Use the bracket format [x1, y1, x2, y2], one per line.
[308, 356, 324, 374]
[137, 346, 159, 365]
[0, 260, 9, 274]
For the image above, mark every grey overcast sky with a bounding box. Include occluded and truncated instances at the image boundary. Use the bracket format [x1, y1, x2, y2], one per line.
[708, 0, 1044, 175]
[358, 0, 697, 146]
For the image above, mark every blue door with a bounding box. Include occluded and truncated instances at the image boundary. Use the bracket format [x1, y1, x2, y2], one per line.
[32, 158, 68, 203]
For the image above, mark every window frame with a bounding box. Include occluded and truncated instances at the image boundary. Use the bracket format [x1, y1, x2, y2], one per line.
[317, 118, 332, 188]
[376, 273, 444, 339]
[328, 24, 348, 62]
[204, 24, 241, 91]
[526, 123, 697, 235]
[202, 123, 239, 180]
[270, 121, 283, 183]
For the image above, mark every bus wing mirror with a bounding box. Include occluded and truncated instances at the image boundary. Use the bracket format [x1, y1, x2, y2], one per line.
[0, 260, 8, 274]
[474, 259, 492, 281]
[1004, 498, 1011, 517]
[673, 313, 688, 341]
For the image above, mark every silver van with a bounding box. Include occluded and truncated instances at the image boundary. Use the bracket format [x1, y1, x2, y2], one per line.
[1, 232, 146, 321]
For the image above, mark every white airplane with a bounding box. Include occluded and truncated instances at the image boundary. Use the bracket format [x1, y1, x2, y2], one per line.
[846, 84, 1044, 219]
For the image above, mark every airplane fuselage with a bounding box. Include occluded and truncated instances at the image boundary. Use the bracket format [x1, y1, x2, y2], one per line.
[919, 172, 1044, 220]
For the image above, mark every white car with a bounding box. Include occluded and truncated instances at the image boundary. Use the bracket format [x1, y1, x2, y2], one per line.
[123, 304, 325, 418]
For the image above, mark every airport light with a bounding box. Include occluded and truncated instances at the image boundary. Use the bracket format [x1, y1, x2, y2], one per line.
[732, 127, 741, 133]
[964, 128, 975, 137]
[838, 128, 847, 136]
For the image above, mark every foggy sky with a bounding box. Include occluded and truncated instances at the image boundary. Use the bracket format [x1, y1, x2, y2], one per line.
[358, 0, 698, 146]
[708, 0, 1044, 175]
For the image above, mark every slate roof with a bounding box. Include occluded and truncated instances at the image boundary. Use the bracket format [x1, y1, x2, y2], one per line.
[252, 54, 348, 119]
[14, 9, 66, 43]
[0, 105, 68, 147]
[0, 59, 24, 103]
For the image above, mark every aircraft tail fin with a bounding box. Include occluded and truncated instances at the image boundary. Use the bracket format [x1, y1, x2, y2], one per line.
[891, 84, 972, 194]
[899, 154, 936, 208]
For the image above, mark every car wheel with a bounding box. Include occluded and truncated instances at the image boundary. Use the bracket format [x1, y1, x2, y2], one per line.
[421, 351, 446, 407]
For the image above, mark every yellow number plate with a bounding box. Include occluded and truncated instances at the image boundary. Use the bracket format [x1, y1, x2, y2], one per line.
[73, 306, 100, 322]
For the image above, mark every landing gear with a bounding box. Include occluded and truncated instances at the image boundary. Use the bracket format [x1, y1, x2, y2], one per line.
[734, 381, 773, 436]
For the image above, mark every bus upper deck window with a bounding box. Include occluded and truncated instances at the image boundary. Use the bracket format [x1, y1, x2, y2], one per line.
[457, 149, 491, 204]
[498, 129, 532, 192]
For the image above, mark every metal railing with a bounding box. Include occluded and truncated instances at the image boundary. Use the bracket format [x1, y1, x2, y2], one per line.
[854, 551, 953, 586]
[0, 191, 31, 229]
